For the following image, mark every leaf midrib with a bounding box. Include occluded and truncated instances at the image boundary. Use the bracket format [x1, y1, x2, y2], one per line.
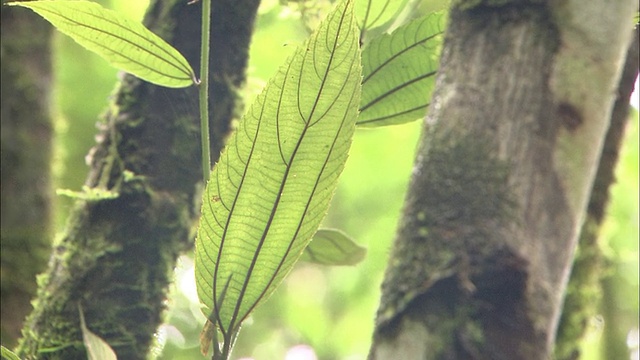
[33, 4, 192, 81]
[360, 70, 436, 112]
[362, 30, 441, 83]
[216, 3, 355, 338]
[358, 102, 429, 125]
[236, 63, 358, 329]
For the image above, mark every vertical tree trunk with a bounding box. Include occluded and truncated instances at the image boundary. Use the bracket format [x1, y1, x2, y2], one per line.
[0, 1, 53, 349]
[15, 0, 260, 359]
[554, 28, 638, 360]
[368, 1, 636, 359]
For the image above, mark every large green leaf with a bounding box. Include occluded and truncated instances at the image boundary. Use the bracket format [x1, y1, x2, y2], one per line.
[7, 0, 196, 88]
[358, 11, 445, 127]
[355, 0, 408, 36]
[194, 0, 361, 354]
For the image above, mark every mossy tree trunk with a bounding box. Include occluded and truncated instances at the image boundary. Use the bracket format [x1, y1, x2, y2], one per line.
[0, 1, 53, 349]
[368, 1, 637, 359]
[15, 0, 260, 359]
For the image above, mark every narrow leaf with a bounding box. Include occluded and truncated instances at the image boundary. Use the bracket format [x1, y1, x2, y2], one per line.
[78, 304, 118, 360]
[7, 0, 196, 88]
[1, 346, 21, 360]
[301, 228, 366, 265]
[195, 0, 361, 352]
[358, 11, 445, 127]
[198, 320, 216, 357]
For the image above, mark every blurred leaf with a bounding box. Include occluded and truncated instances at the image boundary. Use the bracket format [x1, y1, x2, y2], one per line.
[1, 346, 21, 360]
[78, 304, 118, 360]
[194, 0, 361, 356]
[358, 11, 445, 126]
[56, 186, 119, 201]
[301, 229, 366, 265]
[7, 0, 196, 88]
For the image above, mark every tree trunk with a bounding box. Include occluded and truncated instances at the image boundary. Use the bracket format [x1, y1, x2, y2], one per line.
[554, 27, 638, 360]
[0, 1, 53, 349]
[15, 0, 260, 359]
[368, 1, 637, 359]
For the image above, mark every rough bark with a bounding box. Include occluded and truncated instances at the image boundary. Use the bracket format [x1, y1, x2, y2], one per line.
[15, 0, 260, 359]
[0, 2, 53, 349]
[368, 1, 637, 359]
[554, 27, 638, 360]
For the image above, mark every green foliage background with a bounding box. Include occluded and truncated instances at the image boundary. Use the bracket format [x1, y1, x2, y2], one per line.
[50, 1, 638, 359]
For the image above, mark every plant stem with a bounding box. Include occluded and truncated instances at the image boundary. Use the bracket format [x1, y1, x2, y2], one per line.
[199, 0, 212, 181]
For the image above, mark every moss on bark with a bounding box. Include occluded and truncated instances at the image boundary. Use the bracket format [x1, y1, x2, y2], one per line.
[370, 1, 636, 358]
[15, 0, 260, 358]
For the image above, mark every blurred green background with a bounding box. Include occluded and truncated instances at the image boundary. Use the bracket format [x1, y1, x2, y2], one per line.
[50, 1, 638, 359]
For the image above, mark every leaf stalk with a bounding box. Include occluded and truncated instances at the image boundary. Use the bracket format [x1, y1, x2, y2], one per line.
[199, 0, 212, 181]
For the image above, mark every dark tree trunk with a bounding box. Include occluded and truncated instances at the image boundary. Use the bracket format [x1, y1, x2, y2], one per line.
[15, 0, 260, 359]
[0, 1, 53, 349]
[369, 1, 637, 359]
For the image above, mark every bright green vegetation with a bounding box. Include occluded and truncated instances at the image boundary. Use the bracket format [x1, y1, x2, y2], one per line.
[5, 0, 637, 359]
[194, 1, 362, 356]
[8, 1, 196, 88]
[359, 11, 445, 126]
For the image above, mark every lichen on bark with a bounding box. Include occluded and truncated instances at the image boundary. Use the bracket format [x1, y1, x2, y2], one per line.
[370, 1, 636, 358]
[374, 131, 517, 332]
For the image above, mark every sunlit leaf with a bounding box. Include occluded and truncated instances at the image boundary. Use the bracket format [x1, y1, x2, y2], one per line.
[194, 0, 361, 356]
[1, 346, 21, 360]
[78, 304, 118, 360]
[7, 0, 196, 88]
[301, 228, 366, 265]
[354, 0, 408, 36]
[358, 11, 445, 127]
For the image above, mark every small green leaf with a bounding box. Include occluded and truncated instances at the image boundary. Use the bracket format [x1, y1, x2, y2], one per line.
[1, 346, 22, 360]
[56, 186, 119, 201]
[7, 0, 196, 88]
[78, 304, 117, 360]
[301, 228, 366, 265]
[358, 11, 445, 127]
[195, 0, 361, 354]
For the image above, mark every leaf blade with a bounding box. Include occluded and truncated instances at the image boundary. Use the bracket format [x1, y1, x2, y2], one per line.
[8, 0, 196, 88]
[78, 305, 118, 360]
[301, 228, 366, 266]
[358, 11, 445, 126]
[355, 0, 408, 35]
[1, 346, 22, 360]
[195, 0, 361, 347]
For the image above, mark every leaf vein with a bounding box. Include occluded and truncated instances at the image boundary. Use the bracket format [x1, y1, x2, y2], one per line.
[360, 70, 436, 112]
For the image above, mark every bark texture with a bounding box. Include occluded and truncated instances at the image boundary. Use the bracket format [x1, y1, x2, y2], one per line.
[0, 2, 53, 349]
[369, 1, 637, 359]
[15, 0, 260, 359]
[555, 28, 638, 360]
